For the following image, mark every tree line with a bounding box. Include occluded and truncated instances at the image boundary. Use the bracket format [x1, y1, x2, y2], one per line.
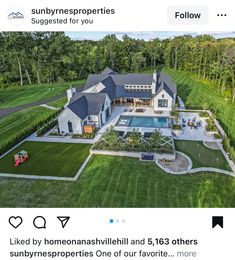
[0, 32, 234, 100]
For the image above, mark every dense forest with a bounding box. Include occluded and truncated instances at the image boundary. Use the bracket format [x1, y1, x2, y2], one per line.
[0, 32, 234, 100]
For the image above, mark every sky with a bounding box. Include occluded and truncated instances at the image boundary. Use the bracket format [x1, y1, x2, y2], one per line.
[65, 31, 235, 41]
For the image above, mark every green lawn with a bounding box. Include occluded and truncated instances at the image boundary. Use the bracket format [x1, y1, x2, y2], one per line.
[0, 142, 91, 177]
[0, 80, 85, 109]
[47, 96, 67, 109]
[0, 107, 57, 147]
[163, 68, 235, 145]
[175, 141, 231, 171]
[0, 155, 235, 207]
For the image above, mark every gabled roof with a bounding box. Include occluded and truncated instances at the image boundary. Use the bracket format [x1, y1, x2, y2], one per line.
[84, 74, 108, 90]
[82, 69, 176, 104]
[99, 76, 116, 101]
[101, 67, 118, 75]
[68, 95, 88, 120]
[157, 72, 177, 94]
[84, 73, 153, 91]
[155, 82, 174, 99]
[68, 93, 107, 119]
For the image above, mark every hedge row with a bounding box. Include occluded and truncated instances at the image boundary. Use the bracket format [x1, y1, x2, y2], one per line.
[0, 109, 62, 156]
[36, 120, 58, 137]
[222, 135, 235, 163]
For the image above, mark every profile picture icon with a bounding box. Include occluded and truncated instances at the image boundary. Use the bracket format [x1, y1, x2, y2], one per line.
[7, 6, 25, 25]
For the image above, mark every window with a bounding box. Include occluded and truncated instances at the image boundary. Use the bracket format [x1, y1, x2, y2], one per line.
[158, 99, 168, 108]
[68, 121, 73, 133]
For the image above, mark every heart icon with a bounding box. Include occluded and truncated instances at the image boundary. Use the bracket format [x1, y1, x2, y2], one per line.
[9, 216, 23, 229]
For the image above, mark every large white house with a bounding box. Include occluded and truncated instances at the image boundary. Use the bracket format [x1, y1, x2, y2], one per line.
[58, 68, 177, 135]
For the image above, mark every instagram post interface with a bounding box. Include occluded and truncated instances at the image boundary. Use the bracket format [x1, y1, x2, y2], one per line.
[0, 0, 234, 259]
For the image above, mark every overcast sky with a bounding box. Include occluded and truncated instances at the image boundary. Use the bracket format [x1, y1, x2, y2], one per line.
[65, 31, 235, 41]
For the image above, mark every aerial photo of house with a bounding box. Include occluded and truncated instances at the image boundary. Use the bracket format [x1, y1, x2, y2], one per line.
[0, 31, 235, 208]
[58, 67, 176, 135]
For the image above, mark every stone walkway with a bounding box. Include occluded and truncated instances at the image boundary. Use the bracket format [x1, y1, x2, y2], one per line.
[203, 141, 220, 150]
[40, 104, 59, 110]
[189, 167, 235, 177]
[26, 131, 103, 144]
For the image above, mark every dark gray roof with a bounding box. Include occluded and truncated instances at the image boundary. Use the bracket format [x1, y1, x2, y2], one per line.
[116, 86, 153, 99]
[157, 72, 177, 94]
[68, 95, 88, 120]
[84, 73, 153, 91]
[68, 93, 106, 119]
[155, 82, 174, 99]
[84, 74, 108, 90]
[101, 67, 118, 75]
[83, 69, 176, 101]
[99, 76, 116, 101]
[112, 73, 153, 86]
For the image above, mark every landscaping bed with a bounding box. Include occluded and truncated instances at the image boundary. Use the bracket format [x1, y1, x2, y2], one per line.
[92, 128, 174, 154]
[0, 142, 91, 177]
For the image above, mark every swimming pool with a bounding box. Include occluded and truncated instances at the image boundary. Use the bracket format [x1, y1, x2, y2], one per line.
[116, 115, 170, 128]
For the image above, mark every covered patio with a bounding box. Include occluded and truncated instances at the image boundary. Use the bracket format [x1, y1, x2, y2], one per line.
[113, 97, 152, 107]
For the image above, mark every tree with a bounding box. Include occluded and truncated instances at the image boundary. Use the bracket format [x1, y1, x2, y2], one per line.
[102, 127, 119, 147]
[128, 129, 141, 147]
[202, 102, 209, 111]
[150, 129, 162, 148]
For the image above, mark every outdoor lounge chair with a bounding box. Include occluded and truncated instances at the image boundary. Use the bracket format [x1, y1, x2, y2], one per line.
[140, 153, 154, 161]
[135, 108, 145, 113]
[143, 132, 153, 139]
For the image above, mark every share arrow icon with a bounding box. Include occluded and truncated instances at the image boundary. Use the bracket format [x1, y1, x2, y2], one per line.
[57, 216, 70, 228]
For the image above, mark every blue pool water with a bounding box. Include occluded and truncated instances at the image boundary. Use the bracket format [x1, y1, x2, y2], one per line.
[116, 116, 170, 128]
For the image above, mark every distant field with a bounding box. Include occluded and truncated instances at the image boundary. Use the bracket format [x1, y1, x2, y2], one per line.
[0, 80, 85, 109]
[164, 68, 235, 145]
[0, 155, 235, 207]
[0, 107, 56, 147]
[0, 142, 91, 177]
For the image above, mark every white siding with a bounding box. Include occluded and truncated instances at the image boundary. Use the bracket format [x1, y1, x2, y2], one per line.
[58, 108, 83, 134]
[153, 89, 173, 111]
[100, 95, 112, 126]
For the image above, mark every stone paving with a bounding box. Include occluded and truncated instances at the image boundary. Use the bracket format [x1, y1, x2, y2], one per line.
[156, 152, 192, 174]
[175, 112, 217, 142]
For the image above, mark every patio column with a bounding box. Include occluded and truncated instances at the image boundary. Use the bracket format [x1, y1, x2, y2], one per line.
[120, 98, 123, 106]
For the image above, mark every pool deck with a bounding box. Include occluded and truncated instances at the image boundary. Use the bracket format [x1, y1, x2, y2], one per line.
[100, 106, 172, 136]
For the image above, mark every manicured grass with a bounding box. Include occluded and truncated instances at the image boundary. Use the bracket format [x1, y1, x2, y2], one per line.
[175, 140, 231, 171]
[163, 68, 235, 145]
[47, 96, 67, 108]
[0, 155, 235, 207]
[0, 107, 57, 147]
[0, 142, 91, 177]
[0, 80, 85, 108]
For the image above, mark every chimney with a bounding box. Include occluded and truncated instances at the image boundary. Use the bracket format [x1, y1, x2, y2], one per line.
[152, 73, 157, 95]
[67, 85, 76, 102]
